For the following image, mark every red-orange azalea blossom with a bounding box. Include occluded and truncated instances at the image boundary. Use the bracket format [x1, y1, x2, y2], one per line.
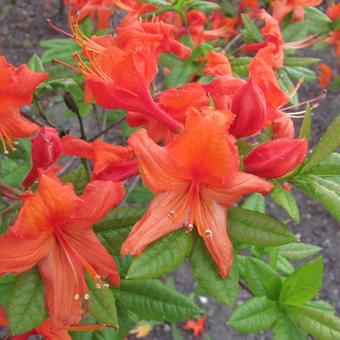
[0, 171, 124, 326]
[318, 63, 333, 89]
[183, 316, 208, 337]
[0, 55, 48, 153]
[121, 108, 273, 277]
[326, 4, 340, 57]
[271, 0, 322, 22]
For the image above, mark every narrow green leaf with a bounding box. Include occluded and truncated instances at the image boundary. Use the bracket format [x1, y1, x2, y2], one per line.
[304, 7, 332, 24]
[282, 21, 310, 42]
[86, 274, 118, 327]
[228, 296, 279, 333]
[277, 69, 299, 105]
[242, 193, 266, 213]
[8, 268, 47, 335]
[190, 238, 239, 305]
[284, 57, 320, 67]
[272, 312, 307, 340]
[288, 305, 340, 340]
[305, 300, 335, 314]
[164, 64, 194, 88]
[277, 255, 294, 275]
[291, 175, 340, 221]
[284, 66, 316, 83]
[300, 115, 340, 173]
[278, 243, 321, 261]
[228, 207, 298, 246]
[127, 230, 194, 279]
[28, 54, 45, 72]
[243, 257, 281, 300]
[303, 153, 340, 177]
[298, 103, 312, 141]
[280, 257, 324, 306]
[271, 183, 300, 223]
[240, 14, 263, 42]
[112, 279, 200, 322]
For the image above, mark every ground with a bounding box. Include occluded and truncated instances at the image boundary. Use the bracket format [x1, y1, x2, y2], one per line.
[0, 1, 339, 339]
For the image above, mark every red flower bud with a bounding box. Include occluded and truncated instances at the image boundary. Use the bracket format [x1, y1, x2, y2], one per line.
[22, 127, 62, 188]
[244, 138, 307, 178]
[229, 79, 266, 138]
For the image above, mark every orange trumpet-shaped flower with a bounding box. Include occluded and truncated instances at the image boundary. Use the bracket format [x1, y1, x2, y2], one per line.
[271, 0, 322, 22]
[184, 316, 208, 337]
[318, 63, 333, 89]
[121, 108, 273, 277]
[0, 171, 124, 326]
[62, 135, 138, 181]
[0, 55, 48, 153]
[326, 4, 340, 57]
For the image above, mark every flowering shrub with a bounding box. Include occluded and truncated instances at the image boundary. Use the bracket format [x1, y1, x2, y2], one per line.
[0, 0, 339, 339]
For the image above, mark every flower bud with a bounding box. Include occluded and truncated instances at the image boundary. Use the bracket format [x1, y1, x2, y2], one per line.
[22, 127, 62, 188]
[244, 138, 307, 178]
[229, 79, 266, 138]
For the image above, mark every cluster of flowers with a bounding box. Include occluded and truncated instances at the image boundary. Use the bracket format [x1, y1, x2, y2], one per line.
[0, 0, 338, 338]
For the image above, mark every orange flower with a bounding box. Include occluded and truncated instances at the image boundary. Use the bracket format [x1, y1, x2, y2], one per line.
[121, 108, 273, 277]
[126, 83, 209, 143]
[184, 316, 207, 337]
[0, 171, 124, 326]
[271, 0, 322, 22]
[0, 55, 48, 153]
[0, 305, 6, 326]
[318, 63, 333, 89]
[205, 51, 232, 77]
[62, 135, 138, 181]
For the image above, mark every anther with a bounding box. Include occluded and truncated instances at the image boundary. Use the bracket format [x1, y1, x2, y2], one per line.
[96, 283, 102, 289]
[74, 294, 80, 300]
[205, 229, 213, 237]
[14, 141, 19, 145]
[103, 283, 109, 288]
[167, 210, 175, 219]
[84, 294, 90, 300]
[187, 223, 194, 232]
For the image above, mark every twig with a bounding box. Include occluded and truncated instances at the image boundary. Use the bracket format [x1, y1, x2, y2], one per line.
[20, 111, 43, 127]
[0, 202, 20, 217]
[122, 176, 140, 205]
[224, 34, 242, 51]
[89, 117, 125, 141]
[63, 92, 87, 140]
[0, 182, 22, 197]
[34, 95, 58, 129]
[239, 281, 253, 295]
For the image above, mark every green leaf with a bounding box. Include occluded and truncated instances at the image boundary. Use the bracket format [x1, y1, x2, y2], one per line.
[28, 54, 45, 72]
[187, 0, 220, 12]
[160, 53, 182, 68]
[305, 300, 335, 314]
[190, 238, 239, 305]
[304, 7, 332, 24]
[86, 274, 118, 327]
[62, 165, 90, 195]
[228, 207, 298, 246]
[228, 296, 279, 333]
[240, 14, 263, 42]
[137, 0, 168, 5]
[299, 115, 340, 173]
[243, 257, 281, 300]
[271, 183, 300, 223]
[8, 268, 47, 335]
[242, 193, 266, 213]
[290, 175, 340, 221]
[277, 69, 299, 105]
[282, 21, 310, 42]
[231, 57, 251, 77]
[284, 66, 316, 83]
[40, 38, 80, 64]
[284, 57, 320, 67]
[277, 243, 321, 261]
[94, 208, 144, 256]
[127, 230, 194, 279]
[280, 257, 324, 306]
[164, 64, 194, 88]
[112, 279, 200, 322]
[298, 103, 312, 141]
[0, 275, 16, 307]
[288, 305, 340, 340]
[303, 153, 340, 177]
[277, 255, 294, 275]
[272, 312, 307, 340]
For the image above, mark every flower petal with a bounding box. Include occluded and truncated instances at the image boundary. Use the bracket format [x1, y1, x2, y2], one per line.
[0, 232, 52, 275]
[39, 244, 82, 327]
[121, 192, 183, 256]
[128, 129, 184, 192]
[195, 190, 233, 278]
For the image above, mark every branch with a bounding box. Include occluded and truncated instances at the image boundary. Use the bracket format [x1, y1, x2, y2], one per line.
[89, 117, 125, 141]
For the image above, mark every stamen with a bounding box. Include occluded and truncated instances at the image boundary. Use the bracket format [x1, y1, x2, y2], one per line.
[84, 294, 90, 300]
[52, 59, 79, 72]
[205, 229, 213, 238]
[74, 294, 80, 300]
[187, 223, 194, 232]
[46, 18, 73, 38]
[282, 90, 326, 111]
[168, 210, 175, 219]
[103, 283, 110, 288]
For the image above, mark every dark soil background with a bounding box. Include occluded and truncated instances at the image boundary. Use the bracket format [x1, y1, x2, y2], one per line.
[0, 1, 339, 339]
